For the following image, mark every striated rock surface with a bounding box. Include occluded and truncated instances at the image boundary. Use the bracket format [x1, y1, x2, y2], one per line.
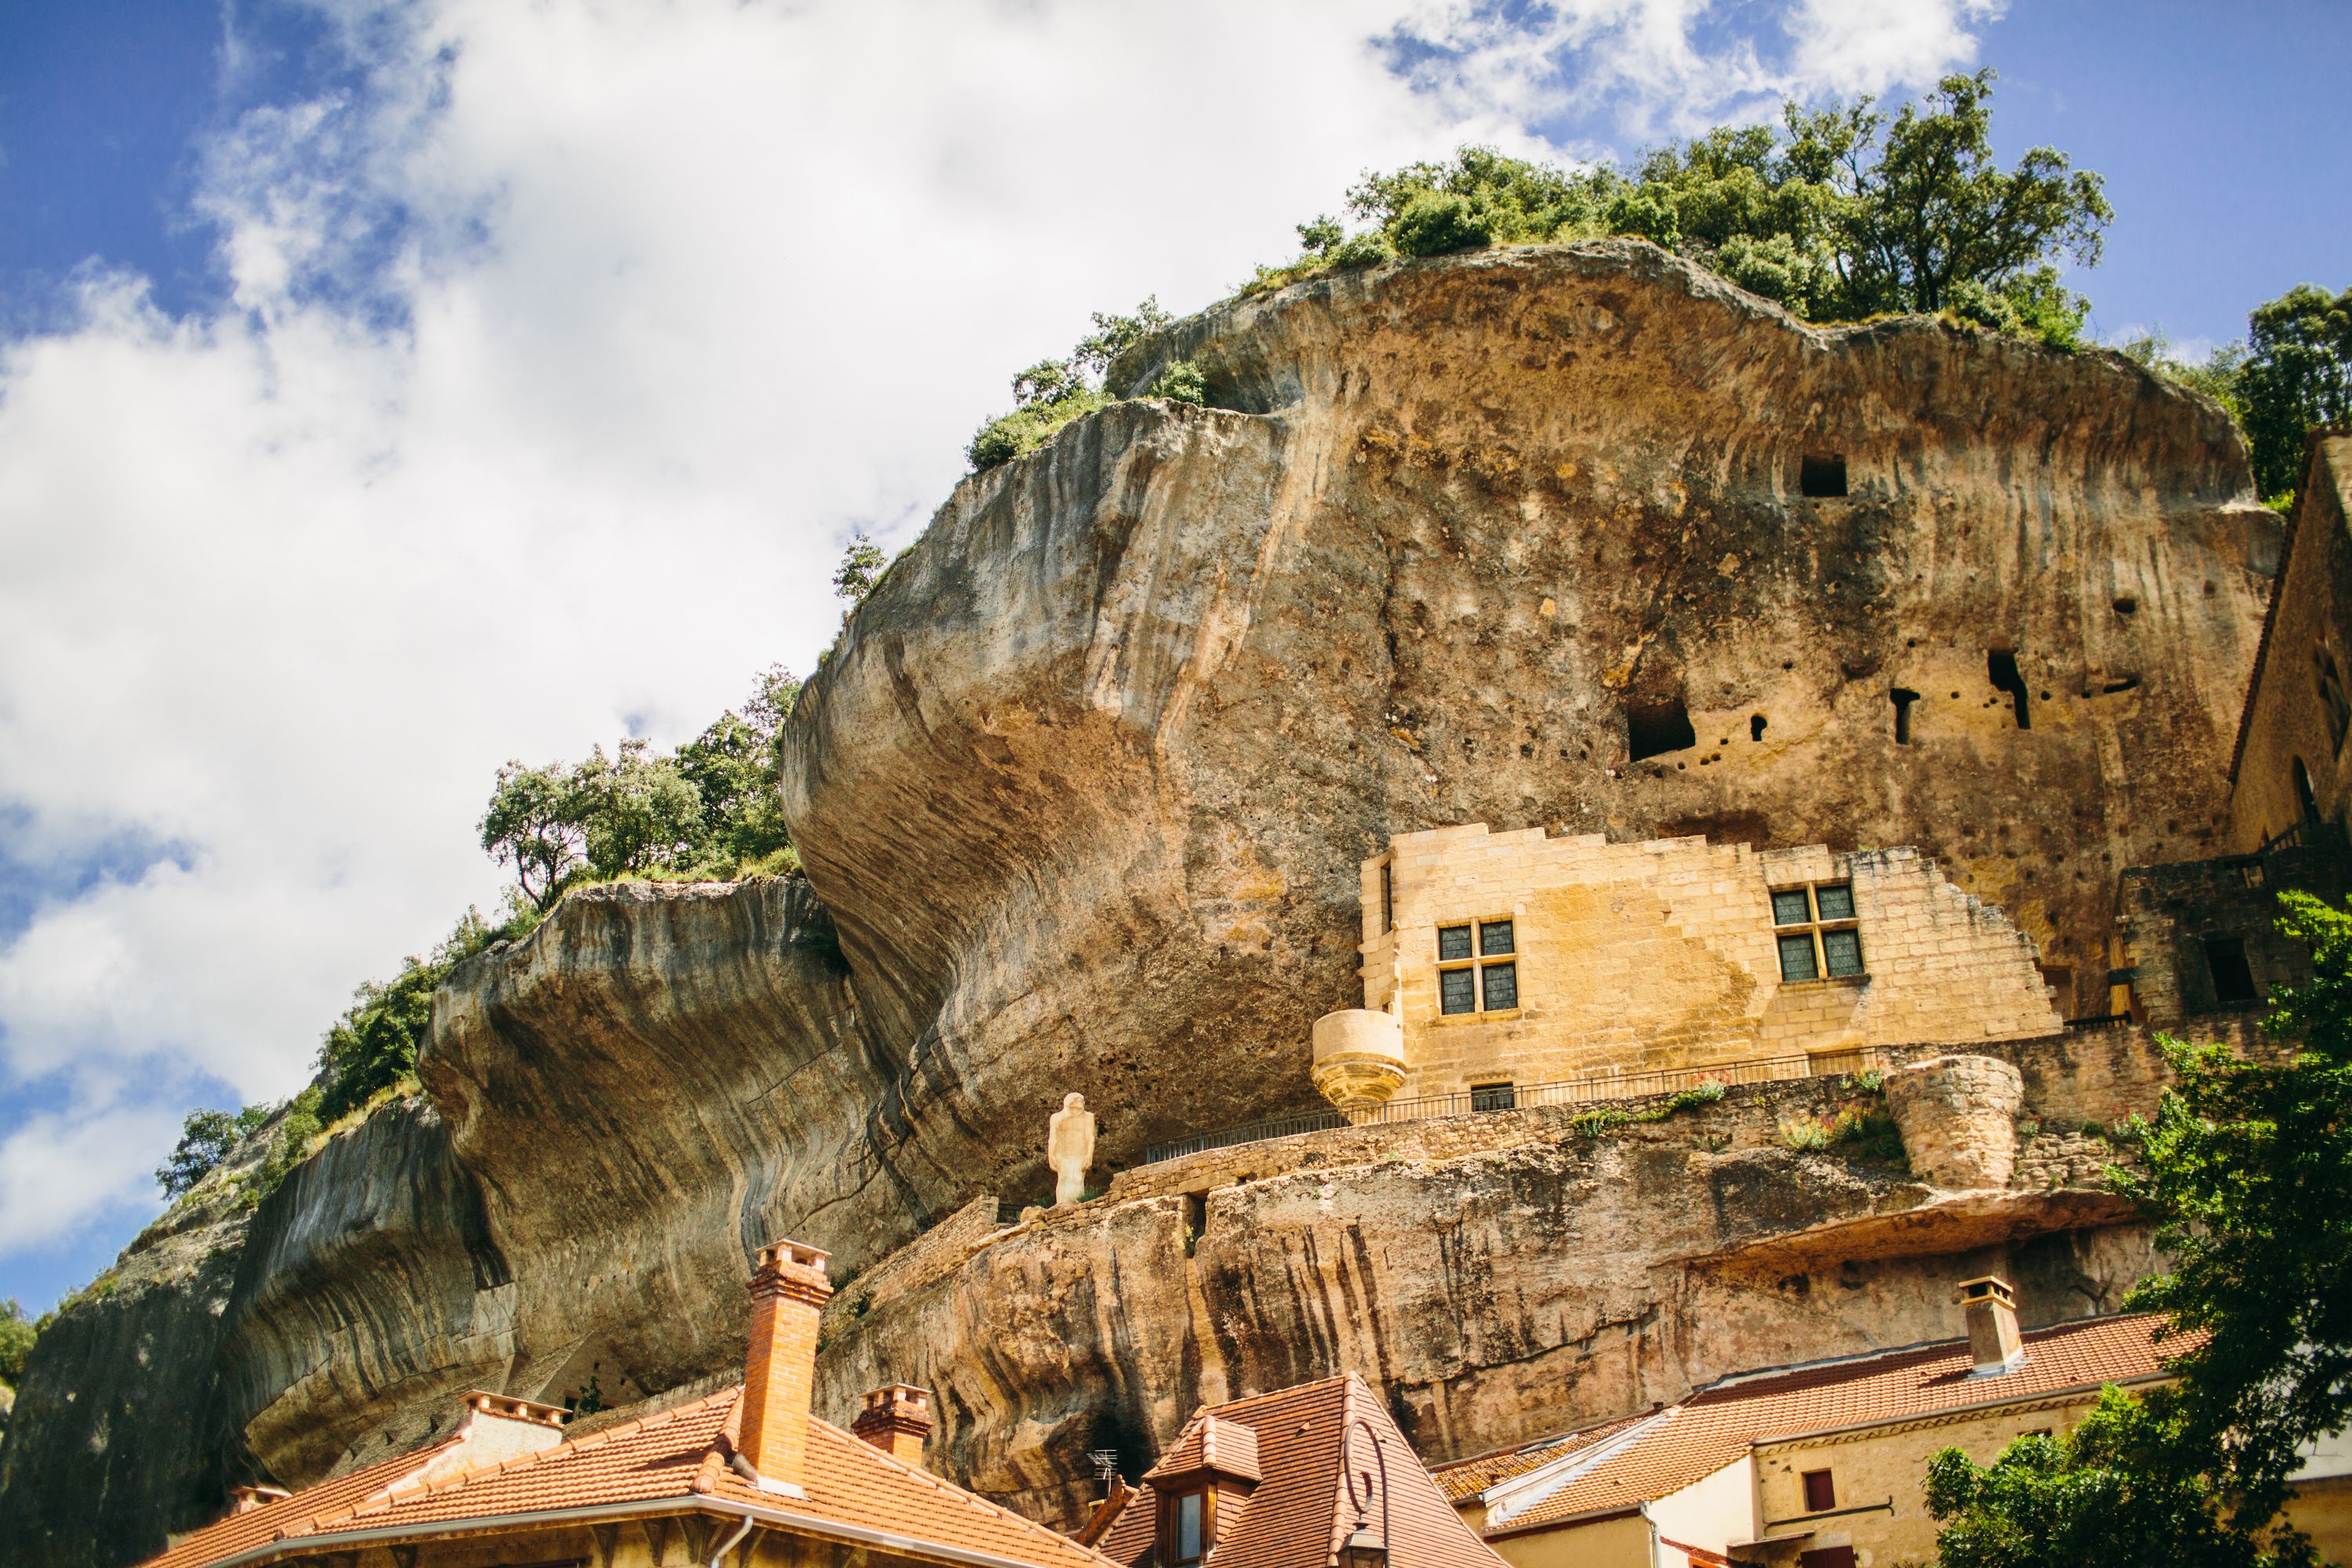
[813, 1055, 2159, 1529]
[781, 238, 2270, 1213]
[0, 245, 2272, 1568]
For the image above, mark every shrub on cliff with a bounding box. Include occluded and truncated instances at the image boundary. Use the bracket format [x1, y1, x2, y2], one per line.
[967, 299, 1172, 470]
[1247, 69, 2109, 345]
[0, 1298, 35, 1385]
[155, 1104, 271, 1197]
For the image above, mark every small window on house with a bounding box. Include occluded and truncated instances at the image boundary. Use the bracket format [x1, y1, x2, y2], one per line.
[1799, 454, 1848, 498]
[1628, 696, 1697, 761]
[1802, 1468, 1837, 1512]
[1173, 1490, 1205, 1564]
[1471, 1083, 1518, 1112]
[1772, 882, 1864, 982]
[2204, 936, 2259, 1006]
[1439, 920, 1519, 1014]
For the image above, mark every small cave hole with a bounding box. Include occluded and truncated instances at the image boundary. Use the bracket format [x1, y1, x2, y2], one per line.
[1987, 648, 2032, 729]
[1750, 713, 1768, 742]
[1891, 688, 1922, 745]
[2102, 674, 2141, 695]
[1799, 453, 1849, 498]
[1628, 695, 1697, 761]
[2113, 595, 2138, 615]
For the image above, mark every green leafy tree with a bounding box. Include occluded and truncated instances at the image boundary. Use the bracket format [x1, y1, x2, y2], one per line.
[673, 665, 799, 869]
[1, 1298, 41, 1384]
[2239, 284, 2352, 501]
[571, 739, 706, 880]
[1922, 889, 2352, 1566]
[833, 535, 888, 602]
[154, 1104, 271, 1196]
[479, 760, 589, 912]
[1924, 1388, 2313, 1568]
[316, 908, 528, 1122]
[1247, 69, 2108, 346]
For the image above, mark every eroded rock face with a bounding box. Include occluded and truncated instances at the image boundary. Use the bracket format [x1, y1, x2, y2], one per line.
[815, 1073, 2156, 1530]
[781, 240, 2270, 1217]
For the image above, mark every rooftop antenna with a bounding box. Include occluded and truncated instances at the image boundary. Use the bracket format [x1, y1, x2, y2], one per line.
[1088, 1449, 1120, 1496]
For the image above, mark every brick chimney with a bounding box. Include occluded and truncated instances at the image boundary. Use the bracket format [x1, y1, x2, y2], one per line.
[229, 1485, 290, 1515]
[852, 1384, 934, 1468]
[738, 1239, 833, 1494]
[1957, 1276, 2024, 1376]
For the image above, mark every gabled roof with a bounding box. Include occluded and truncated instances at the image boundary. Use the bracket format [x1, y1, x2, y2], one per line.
[142, 1385, 1118, 1568]
[1487, 1312, 2183, 1536]
[1425, 1413, 1654, 1504]
[1094, 1375, 1504, 1568]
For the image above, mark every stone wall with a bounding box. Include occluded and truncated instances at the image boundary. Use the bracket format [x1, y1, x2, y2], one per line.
[2229, 433, 2352, 850]
[1356, 826, 2060, 1097]
[2115, 837, 2350, 1025]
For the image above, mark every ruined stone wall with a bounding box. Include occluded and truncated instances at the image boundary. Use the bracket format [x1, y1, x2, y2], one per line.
[2115, 839, 2350, 1025]
[1358, 826, 2059, 1095]
[2229, 433, 2352, 850]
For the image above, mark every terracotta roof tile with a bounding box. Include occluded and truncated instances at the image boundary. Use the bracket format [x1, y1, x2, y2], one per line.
[136, 1388, 1117, 1568]
[1096, 1376, 1504, 1568]
[1425, 1414, 1653, 1504]
[1490, 1313, 2185, 1535]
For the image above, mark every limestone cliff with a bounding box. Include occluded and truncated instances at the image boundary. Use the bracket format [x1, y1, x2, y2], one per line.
[780, 238, 2269, 1211]
[0, 243, 2269, 1568]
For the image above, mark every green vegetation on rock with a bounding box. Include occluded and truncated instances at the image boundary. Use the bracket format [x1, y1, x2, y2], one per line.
[1923, 890, 2352, 1566]
[967, 299, 1174, 471]
[1241, 68, 2110, 351]
[478, 663, 802, 913]
[2122, 285, 2350, 505]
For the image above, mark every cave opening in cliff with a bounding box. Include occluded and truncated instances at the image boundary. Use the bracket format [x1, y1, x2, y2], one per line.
[1628, 696, 1697, 761]
[1987, 647, 2031, 728]
[1891, 688, 1921, 744]
[1800, 453, 1848, 497]
[1751, 713, 1767, 741]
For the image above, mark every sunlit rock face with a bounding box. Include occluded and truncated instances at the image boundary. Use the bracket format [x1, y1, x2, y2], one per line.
[0, 241, 2268, 1568]
[780, 237, 2269, 1211]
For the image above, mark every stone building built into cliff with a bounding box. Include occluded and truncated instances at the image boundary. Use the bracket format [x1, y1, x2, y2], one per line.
[1309, 824, 2060, 1119]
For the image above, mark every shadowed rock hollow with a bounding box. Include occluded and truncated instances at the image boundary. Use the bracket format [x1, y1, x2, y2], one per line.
[780, 238, 2271, 1211]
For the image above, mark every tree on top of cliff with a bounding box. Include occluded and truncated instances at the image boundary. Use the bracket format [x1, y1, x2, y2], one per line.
[2239, 285, 2352, 502]
[1249, 68, 2111, 349]
[966, 299, 1187, 470]
[1924, 889, 2352, 1567]
[477, 662, 800, 913]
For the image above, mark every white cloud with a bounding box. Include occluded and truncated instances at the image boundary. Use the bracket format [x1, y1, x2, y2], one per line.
[0, 0, 1997, 1273]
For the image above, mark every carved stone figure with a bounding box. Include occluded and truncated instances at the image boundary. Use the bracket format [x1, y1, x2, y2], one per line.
[1047, 1093, 1096, 1207]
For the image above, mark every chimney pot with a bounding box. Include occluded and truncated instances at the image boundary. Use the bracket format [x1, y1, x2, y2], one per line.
[1955, 1276, 2024, 1376]
[738, 1237, 834, 1494]
[852, 1383, 935, 1469]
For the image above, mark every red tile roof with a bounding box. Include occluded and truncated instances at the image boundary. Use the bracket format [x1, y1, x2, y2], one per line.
[1487, 1312, 2184, 1535]
[140, 1385, 1119, 1568]
[1095, 1376, 1504, 1568]
[1425, 1414, 1653, 1504]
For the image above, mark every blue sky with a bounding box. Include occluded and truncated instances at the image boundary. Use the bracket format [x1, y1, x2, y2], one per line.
[0, 0, 2345, 1316]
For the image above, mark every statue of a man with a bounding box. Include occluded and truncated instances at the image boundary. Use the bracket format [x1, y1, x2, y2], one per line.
[1047, 1093, 1097, 1207]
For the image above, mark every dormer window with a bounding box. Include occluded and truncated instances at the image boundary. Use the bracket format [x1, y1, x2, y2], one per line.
[1174, 1491, 1205, 1564]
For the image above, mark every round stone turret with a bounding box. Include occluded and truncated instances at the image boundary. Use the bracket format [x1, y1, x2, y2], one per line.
[1884, 1054, 2026, 1189]
[1311, 1010, 1406, 1123]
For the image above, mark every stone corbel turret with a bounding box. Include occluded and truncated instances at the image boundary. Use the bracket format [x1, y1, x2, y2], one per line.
[1310, 1007, 1406, 1123]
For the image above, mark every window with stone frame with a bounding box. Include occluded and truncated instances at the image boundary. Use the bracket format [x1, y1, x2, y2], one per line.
[1438, 918, 1519, 1014]
[1771, 881, 1864, 982]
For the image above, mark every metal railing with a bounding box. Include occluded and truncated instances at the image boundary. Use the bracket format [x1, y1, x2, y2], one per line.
[1140, 1047, 1893, 1165]
[2064, 1013, 2132, 1031]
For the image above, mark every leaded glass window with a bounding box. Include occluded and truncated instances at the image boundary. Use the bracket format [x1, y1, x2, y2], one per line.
[1769, 880, 1864, 982]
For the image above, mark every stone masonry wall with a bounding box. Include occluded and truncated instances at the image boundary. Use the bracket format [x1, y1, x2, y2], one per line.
[1357, 825, 2060, 1097]
[1884, 1054, 2027, 1189]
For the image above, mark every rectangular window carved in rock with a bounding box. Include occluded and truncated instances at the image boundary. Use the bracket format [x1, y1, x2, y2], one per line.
[1799, 454, 1848, 498]
[1772, 881, 1864, 982]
